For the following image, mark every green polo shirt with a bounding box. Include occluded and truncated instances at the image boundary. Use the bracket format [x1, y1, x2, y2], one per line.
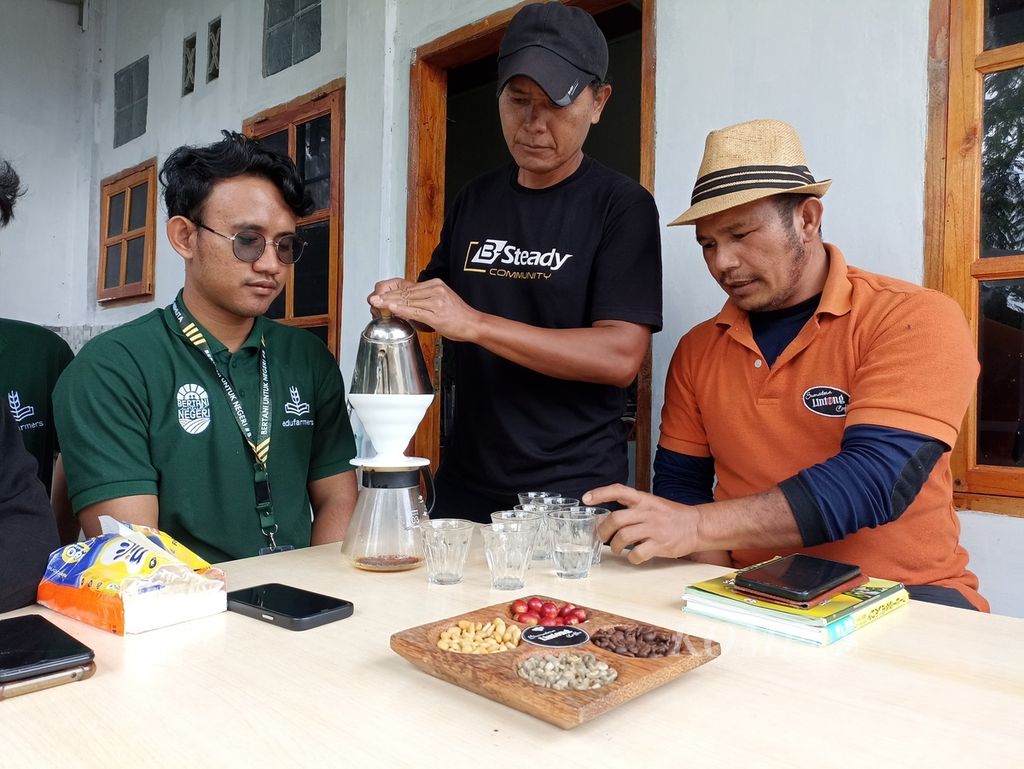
[53, 292, 356, 563]
[0, 318, 74, 493]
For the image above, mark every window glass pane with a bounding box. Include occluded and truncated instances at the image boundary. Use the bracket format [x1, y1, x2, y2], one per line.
[266, 0, 294, 29]
[107, 192, 125, 237]
[207, 18, 221, 82]
[264, 20, 294, 76]
[104, 243, 123, 289]
[257, 130, 289, 159]
[114, 108, 130, 148]
[131, 101, 148, 143]
[293, 6, 321, 65]
[293, 219, 329, 316]
[986, 0, 1024, 49]
[981, 67, 1024, 257]
[125, 237, 145, 284]
[297, 0, 319, 10]
[114, 57, 148, 147]
[114, 68, 132, 109]
[297, 114, 331, 211]
[304, 325, 328, 346]
[978, 279, 1024, 465]
[132, 57, 149, 99]
[128, 182, 148, 231]
[182, 34, 196, 96]
[266, 290, 285, 319]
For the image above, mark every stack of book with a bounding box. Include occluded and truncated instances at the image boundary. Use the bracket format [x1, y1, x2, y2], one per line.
[682, 571, 909, 646]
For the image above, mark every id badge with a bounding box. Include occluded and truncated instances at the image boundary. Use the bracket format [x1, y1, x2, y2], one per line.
[258, 544, 296, 555]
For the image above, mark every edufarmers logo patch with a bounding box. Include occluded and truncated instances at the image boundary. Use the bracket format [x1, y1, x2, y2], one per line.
[802, 386, 849, 418]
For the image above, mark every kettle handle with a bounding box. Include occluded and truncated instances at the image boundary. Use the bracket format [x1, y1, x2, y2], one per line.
[420, 465, 435, 516]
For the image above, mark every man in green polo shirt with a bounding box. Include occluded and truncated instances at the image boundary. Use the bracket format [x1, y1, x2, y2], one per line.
[54, 132, 358, 563]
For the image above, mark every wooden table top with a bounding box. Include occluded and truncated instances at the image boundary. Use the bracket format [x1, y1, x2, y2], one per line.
[1, 540, 1021, 768]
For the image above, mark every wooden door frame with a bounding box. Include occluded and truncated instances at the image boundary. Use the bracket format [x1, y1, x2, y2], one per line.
[405, 0, 657, 490]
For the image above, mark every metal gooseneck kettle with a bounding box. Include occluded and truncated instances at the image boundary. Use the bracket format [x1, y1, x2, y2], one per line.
[341, 312, 436, 572]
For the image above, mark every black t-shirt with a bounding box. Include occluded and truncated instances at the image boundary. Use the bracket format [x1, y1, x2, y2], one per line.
[420, 156, 662, 499]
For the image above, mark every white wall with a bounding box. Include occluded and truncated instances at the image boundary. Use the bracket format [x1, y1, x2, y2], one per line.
[0, 0, 92, 326]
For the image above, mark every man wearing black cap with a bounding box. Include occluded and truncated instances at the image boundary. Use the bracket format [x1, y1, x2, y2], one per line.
[371, 2, 662, 522]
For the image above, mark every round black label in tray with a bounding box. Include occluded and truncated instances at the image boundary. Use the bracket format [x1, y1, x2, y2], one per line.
[521, 624, 590, 648]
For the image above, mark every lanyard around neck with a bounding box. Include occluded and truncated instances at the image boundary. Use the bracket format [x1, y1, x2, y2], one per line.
[172, 301, 281, 549]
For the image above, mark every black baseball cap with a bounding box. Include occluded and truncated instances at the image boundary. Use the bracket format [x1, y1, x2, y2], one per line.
[496, 2, 609, 107]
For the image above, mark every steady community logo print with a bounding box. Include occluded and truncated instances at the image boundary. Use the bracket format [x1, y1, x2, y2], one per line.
[802, 385, 849, 418]
[463, 238, 573, 280]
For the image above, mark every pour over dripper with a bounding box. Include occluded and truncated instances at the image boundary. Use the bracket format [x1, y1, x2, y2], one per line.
[348, 314, 434, 467]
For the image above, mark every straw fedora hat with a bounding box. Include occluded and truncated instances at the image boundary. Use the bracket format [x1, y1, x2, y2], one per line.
[669, 119, 831, 226]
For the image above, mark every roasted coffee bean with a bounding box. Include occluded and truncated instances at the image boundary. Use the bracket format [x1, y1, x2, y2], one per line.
[590, 624, 682, 658]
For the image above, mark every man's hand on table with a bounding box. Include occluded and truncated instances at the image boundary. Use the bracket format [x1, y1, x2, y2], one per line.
[584, 484, 703, 564]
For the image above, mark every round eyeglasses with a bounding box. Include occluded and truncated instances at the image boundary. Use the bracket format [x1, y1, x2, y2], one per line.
[193, 221, 306, 265]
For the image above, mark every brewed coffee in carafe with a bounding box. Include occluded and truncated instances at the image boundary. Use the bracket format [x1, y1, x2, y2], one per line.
[342, 466, 434, 572]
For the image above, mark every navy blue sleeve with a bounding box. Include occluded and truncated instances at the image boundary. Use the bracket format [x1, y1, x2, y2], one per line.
[652, 445, 715, 505]
[779, 424, 945, 546]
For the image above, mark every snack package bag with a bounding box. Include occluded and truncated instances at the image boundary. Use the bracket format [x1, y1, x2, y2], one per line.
[98, 516, 226, 583]
[37, 520, 226, 635]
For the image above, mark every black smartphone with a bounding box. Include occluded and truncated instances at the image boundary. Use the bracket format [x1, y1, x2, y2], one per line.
[734, 554, 861, 602]
[0, 614, 96, 698]
[226, 583, 354, 631]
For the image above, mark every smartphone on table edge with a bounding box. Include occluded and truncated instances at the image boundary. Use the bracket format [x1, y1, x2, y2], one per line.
[0, 614, 96, 700]
[226, 583, 354, 631]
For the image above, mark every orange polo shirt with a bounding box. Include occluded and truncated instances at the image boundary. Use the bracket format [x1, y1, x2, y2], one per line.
[660, 244, 987, 610]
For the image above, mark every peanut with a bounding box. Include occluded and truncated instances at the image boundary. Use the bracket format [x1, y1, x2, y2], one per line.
[436, 616, 521, 654]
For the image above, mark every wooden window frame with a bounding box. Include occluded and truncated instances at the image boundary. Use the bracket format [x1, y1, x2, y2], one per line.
[242, 79, 345, 358]
[97, 158, 157, 303]
[404, 0, 656, 485]
[929, 0, 1024, 516]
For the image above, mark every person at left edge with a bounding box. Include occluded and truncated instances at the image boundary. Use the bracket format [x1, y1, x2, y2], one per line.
[0, 159, 77, 545]
[53, 131, 358, 563]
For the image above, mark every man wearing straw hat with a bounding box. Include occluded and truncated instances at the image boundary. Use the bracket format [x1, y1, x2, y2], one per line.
[588, 119, 986, 610]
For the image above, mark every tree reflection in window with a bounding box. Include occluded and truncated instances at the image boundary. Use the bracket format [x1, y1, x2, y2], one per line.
[982, 67, 1024, 256]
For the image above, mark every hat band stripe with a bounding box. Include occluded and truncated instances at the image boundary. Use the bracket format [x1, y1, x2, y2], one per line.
[694, 164, 815, 188]
[690, 179, 815, 206]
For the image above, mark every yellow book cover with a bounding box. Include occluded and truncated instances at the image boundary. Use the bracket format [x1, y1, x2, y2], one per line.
[684, 571, 904, 627]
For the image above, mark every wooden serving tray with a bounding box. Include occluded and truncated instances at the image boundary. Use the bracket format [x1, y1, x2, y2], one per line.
[390, 596, 721, 729]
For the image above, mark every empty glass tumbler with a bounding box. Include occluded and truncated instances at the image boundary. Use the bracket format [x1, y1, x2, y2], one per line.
[481, 520, 538, 590]
[418, 519, 474, 585]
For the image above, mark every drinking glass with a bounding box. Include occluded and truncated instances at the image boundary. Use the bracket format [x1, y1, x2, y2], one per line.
[513, 503, 556, 560]
[481, 521, 538, 590]
[547, 510, 597, 579]
[517, 491, 560, 506]
[568, 506, 610, 565]
[546, 497, 579, 510]
[418, 519, 474, 585]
